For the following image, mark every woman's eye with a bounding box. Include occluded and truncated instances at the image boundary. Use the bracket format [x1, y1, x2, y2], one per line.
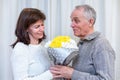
[34, 25, 40, 28]
[41, 24, 44, 26]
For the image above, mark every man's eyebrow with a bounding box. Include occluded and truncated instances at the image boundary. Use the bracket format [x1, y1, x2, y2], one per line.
[71, 17, 79, 20]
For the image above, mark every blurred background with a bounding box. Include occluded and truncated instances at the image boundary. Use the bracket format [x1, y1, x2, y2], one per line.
[0, 0, 120, 80]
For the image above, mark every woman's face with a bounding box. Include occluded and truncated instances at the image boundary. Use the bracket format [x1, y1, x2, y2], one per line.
[27, 20, 45, 44]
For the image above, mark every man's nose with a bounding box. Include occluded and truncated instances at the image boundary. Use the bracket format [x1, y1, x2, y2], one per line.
[71, 22, 75, 28]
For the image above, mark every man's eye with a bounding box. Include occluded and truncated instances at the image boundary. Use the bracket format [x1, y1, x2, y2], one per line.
[74, 19, 80, 23]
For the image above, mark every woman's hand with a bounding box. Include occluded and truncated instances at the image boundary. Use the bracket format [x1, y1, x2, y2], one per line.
[50, 65, 74, 79]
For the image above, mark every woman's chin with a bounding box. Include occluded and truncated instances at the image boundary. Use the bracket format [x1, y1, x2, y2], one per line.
[38, 35, 43, 39]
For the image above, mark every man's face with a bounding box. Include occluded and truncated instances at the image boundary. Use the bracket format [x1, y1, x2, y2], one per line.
[70, 9, 92, 38]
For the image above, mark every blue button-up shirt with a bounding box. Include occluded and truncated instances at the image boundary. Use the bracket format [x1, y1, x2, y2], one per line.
[72, 31, 115, 80]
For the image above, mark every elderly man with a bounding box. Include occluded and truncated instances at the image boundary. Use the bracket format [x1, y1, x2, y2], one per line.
[50, 4, 115, 80]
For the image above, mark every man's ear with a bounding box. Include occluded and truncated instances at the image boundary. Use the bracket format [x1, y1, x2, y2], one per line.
[89, 18, 94, 27]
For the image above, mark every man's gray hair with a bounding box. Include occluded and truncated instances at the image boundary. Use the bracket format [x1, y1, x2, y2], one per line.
[75, 4, 96, 24]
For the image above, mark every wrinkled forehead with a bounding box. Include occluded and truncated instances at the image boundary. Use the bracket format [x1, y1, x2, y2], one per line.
[70, 8, 84, 19]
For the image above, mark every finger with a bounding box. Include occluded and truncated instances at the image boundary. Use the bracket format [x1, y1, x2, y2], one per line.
[53, 74, 62, 78]
[50, 66, 60, 71]
[54, 65, 63, 68]
[50, 69, 61, 74]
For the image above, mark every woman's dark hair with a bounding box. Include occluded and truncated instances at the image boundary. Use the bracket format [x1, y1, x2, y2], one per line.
[11, 8, 46, 48]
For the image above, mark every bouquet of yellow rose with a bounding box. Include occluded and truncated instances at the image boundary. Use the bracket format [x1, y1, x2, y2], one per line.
[45, 36, 78, 65]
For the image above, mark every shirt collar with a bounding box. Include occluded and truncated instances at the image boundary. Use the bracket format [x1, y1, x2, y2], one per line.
[82, 31, 100, 41]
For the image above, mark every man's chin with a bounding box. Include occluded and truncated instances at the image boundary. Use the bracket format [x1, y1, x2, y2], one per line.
[74, 34, 84, 38]
[74, 33, 80, 37]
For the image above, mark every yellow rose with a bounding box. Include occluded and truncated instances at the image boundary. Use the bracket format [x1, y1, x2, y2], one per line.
[49, 36, 70, 48]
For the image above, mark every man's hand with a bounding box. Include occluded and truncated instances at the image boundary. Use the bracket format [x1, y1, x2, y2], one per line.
[50, 65, 74, 79]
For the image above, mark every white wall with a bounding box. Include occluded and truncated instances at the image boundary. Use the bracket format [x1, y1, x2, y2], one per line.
[0, 0, 119, 80]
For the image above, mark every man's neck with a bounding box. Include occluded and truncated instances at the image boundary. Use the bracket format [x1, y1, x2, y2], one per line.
[80, 28, 94, 40]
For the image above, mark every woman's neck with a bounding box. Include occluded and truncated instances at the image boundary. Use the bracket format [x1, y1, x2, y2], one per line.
[30, 39, 39, 45]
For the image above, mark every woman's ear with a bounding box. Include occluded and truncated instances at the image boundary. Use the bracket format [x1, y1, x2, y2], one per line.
[26, 29, 29, 33]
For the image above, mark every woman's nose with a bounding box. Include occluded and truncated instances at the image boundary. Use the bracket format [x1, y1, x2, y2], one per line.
[40, 26, 44, 31]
